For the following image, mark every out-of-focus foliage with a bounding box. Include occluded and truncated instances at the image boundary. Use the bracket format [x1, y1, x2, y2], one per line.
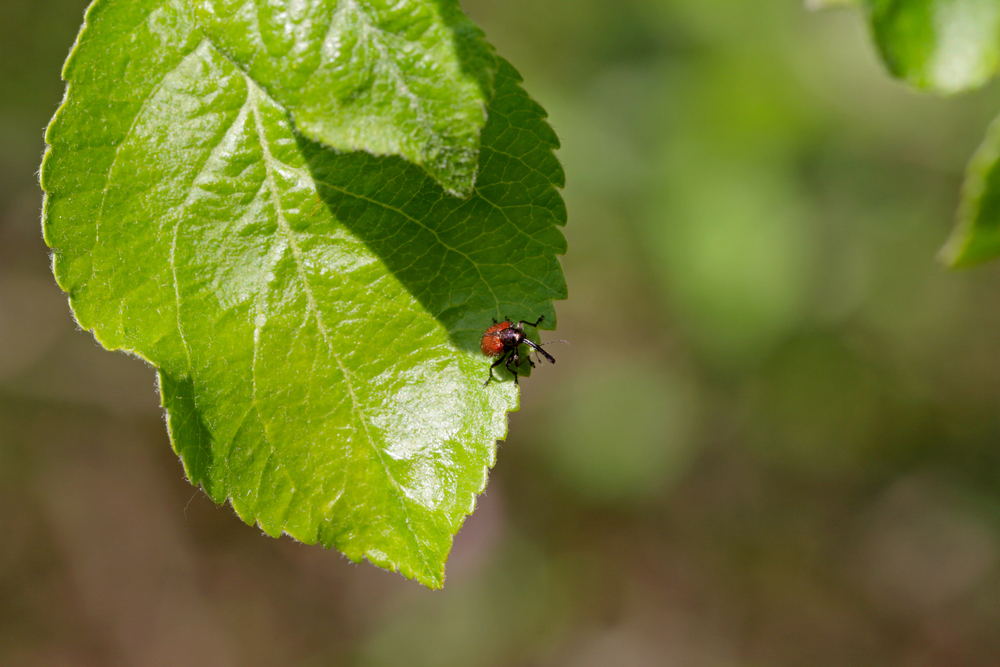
[807, 0, 861, 8]
[541, 361, 699, 503]
[7, 0, 1000, 664]
[827, 0, 1000, 265]
[942, 114, 1000, 265]
[866, 0, 1000, 94]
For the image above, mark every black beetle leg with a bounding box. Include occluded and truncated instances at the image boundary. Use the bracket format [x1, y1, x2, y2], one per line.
[484, 352, 508, 386]
[518, 315, 544, 329]
[506, 350, 520, 385]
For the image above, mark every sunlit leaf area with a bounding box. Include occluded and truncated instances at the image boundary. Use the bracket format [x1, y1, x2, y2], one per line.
[6, 0, 1000, 663]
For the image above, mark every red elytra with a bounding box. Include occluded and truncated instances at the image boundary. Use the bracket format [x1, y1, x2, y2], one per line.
[480, 316, 564, 386]
[480, 321, 511, 357]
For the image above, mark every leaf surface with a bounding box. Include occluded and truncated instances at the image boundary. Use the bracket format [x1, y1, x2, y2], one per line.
[866, 0, 1000, 94]
[941, 112, 1000, 266]
[194, 0, 497, 196]
[41, 0, 566, 587]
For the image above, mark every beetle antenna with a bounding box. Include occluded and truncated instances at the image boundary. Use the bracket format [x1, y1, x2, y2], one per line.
[533, 340, 567, 364]
[522, 339, 557, 364]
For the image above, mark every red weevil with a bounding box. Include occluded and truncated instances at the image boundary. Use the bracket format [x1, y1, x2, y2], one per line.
[480, 315, 564, 386]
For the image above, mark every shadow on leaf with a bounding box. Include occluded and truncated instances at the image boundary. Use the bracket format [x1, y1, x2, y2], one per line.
[300, 59, 568, 354]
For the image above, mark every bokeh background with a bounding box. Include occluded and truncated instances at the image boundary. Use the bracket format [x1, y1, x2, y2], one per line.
[5, 0, 1000, 664]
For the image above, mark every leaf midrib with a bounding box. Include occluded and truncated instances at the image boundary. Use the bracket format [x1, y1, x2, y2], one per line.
[245, 76, 433, 576]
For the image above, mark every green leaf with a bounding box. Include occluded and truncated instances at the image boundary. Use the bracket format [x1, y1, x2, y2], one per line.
[40, 0, 566, 587]
[193, 0, 497, 197]
[940, 112, 1000, 266]
[865, 0, 1000, 94]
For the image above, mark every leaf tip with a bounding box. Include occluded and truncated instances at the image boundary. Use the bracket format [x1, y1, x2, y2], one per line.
[937, 227, 1000, 269]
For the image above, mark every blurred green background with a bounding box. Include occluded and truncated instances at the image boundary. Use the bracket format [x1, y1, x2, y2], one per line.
[6, 0, 1000, 664]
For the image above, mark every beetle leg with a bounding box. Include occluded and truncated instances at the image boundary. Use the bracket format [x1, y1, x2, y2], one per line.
[506, 351, 520, 385]
[484, 352, 508, 386]
[518, 315, 544, 329]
